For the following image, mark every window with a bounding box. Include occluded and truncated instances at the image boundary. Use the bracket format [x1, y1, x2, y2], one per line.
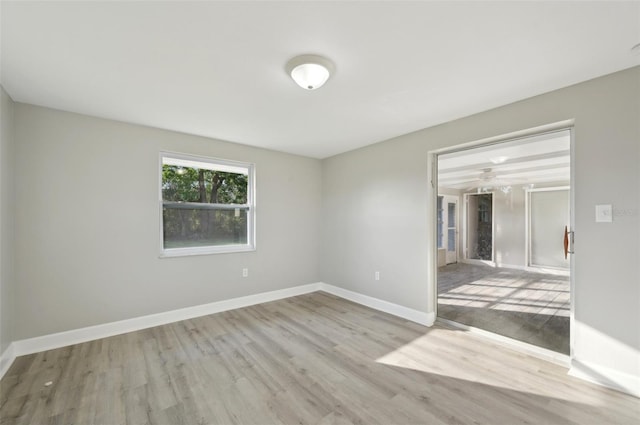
[160, 152, 255, 257]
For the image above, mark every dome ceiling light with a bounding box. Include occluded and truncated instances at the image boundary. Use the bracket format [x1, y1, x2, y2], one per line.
[285, 54, 335, 90]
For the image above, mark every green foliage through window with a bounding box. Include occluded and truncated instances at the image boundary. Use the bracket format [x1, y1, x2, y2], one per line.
[162, 165, 248, 204]
[160, 155, 254, 253]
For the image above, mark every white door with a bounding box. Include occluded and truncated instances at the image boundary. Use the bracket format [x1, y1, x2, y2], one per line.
[528, 188, 570, 270]
[438, 195, 458, 264]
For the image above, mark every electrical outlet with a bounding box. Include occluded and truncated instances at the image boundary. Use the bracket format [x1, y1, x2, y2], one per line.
[375, 271, 380, 281]
[242, 268, 249, 278]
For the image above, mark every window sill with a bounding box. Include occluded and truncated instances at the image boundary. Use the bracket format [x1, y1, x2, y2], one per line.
[160, 244, 256, 258]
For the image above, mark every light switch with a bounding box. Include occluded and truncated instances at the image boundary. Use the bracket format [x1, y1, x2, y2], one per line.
[595, 204, 613, 223]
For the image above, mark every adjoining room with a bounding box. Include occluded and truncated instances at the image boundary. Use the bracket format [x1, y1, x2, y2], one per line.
[436, 130, 572, 355]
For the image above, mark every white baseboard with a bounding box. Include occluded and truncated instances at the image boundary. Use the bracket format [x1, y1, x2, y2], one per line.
[569, 359, 640, 398]
[0, 282, 434, 380]
[319, 283, 435, 326]
[524, 265, 570, 276]
[461, 259, 496, 267]
[494, 262, 526, 271]
[7, 283, 321, 371]
[0, 343, 16, 379]
[3, 282, 637, 400]
[459, 260, 570, 277]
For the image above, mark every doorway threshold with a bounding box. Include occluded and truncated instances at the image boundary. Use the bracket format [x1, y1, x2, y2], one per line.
[436, 317, 570, 367]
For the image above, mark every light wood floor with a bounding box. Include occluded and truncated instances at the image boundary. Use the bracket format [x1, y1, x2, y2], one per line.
[438, 263, 570, 354]
[1, 292, 637, 424]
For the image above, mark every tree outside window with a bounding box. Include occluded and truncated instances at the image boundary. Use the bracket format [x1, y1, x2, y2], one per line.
[160, 153, 255, 256]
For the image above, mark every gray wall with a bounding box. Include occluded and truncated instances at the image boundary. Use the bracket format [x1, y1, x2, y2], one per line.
[5, 67, 639, 385]
[0, 87, 15, 356]
[322, 67, 640, 378]
[13, 104, 322, 339]
[322, 138, 431, 308]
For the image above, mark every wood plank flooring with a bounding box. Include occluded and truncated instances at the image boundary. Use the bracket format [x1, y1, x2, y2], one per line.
[1, 292, 638, 424]
[438, 263, 570, 353]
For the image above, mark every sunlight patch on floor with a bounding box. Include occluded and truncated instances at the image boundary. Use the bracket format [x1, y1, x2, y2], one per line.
[375, 329, 604, 406]
[439, 281, 571, 318]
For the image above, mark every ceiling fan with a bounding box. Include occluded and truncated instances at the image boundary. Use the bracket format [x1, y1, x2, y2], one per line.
[465, 168, 528, 193]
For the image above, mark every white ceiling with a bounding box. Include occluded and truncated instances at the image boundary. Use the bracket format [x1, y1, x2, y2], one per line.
[438, 130, 570, 191]
[1, 1, 639, 159]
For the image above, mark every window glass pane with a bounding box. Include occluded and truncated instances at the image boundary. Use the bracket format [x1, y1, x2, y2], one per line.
[437, 196, 443, 248]
[448, 202, 455, 224]
[448, 229, 456, 252]
[160, 153, 254, 255]
[163, 207, 248, 249]
[162, 165, 248, 204]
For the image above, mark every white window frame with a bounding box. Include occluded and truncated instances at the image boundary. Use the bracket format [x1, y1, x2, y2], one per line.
[159, 151, 256, 257]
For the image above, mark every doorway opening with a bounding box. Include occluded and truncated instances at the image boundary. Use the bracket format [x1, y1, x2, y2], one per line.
[465, 192, 493, 262]
[435, 129, 572, 355]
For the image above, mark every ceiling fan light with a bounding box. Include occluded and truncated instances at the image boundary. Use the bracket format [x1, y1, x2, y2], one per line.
[286, 54, 334, 90]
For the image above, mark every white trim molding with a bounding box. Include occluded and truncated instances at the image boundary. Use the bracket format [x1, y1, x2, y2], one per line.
[569, 359, 640, 398]
[0, 282, 435, 380]
[0, 343, 16, 379]
[158, 151, 257, 258]
[6, 283, 321, 372]
[4, 281, 638, 400]
[319, 283, 435, 326]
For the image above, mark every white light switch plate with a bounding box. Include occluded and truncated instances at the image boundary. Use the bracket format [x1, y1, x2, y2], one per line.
[595, 204, 613, 223]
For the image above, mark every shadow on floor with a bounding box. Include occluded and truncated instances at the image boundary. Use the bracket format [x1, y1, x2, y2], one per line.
[437, 303, 569, 354]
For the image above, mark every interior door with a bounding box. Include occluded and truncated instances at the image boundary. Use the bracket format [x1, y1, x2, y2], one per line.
[438, 195, 459, 265]
[528, 188, 570, 270]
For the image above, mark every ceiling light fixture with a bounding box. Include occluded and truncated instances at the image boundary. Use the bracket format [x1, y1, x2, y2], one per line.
[490, 156, 509, 164]
[286, 54, 334, 90]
